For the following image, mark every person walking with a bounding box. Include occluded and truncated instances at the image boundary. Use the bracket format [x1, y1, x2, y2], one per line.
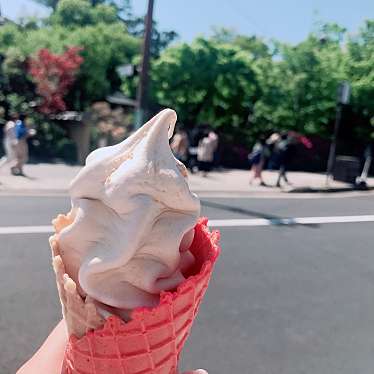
[248, 137, 268, 186]
[0, 113, 18, 170]
[197, 130, 218, 177]
[266, 132, 281, 170]
[170, 126, 189, 163]
[275, 133, 292, 187]
[12, 114, 30, 176]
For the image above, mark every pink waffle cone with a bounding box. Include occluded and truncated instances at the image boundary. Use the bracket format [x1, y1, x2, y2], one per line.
[59, 218, 220, 374]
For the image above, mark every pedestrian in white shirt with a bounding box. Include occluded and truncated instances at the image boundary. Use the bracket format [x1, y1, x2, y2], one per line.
[197, 130, 218, 177]
[0, 113, 18, 170]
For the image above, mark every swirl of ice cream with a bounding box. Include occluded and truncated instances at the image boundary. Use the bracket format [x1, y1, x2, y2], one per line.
[57, 109, 200, 316]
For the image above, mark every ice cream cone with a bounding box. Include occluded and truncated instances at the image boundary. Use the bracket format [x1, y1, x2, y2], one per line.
[50, 217, 220, 374]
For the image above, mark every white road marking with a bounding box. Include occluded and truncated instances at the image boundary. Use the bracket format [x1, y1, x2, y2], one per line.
[208, 215, 374, 227]
[0, 225, 54, 234]
[0, 215, 373, 234]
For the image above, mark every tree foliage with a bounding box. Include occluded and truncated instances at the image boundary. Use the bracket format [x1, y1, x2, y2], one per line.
[34, 0, 105, 10]
[34, 0, 59, 9]
[151, 37, 260, 141]
[29, 47, 83, 113]
[0, 0, 139, 111]
[151, 24, 374, 145]
[49, 0, 117, 27]
[3, 1, 374, 154]
[345, 20, 374, 138]
[252, 33, 346, 138]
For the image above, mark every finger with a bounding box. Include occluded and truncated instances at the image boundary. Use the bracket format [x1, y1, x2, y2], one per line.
[183, 370, 208, 374]
[179, 229, 195, 252]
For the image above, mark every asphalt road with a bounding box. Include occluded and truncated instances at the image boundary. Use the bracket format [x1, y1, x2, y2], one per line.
[1, 195, 374, 373]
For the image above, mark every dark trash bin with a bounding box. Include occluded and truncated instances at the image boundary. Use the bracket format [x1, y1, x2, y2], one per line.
[333, 155, 360, 184]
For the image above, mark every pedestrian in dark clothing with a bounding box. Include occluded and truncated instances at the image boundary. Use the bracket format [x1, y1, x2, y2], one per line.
[266, 133, 281, 170]
[275, 133, 292, 187]
[249, 137, 269, 186]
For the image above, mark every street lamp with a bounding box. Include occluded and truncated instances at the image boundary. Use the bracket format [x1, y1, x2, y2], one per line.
[325, 81, 350, 184]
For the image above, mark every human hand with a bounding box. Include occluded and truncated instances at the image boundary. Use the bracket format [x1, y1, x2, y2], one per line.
[17, 320, 207, 374]
[17, 320, 67, 374]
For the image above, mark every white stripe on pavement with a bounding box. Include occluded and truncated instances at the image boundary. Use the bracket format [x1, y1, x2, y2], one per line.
[0, 215, 373, 234]
[0, 225, 54, 234]
[208, 215, 374, 227]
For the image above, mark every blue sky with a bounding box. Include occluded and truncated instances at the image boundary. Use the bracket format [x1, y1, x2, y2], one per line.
[3, 0, 374, 44]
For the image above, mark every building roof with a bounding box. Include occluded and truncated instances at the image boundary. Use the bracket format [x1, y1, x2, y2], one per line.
[106, 92, 137, 107]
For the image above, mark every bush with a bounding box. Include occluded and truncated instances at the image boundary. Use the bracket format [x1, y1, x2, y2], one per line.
[29, 119, 77, 163]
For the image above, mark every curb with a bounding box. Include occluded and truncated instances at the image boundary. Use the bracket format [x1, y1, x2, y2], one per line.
[1, 188, 374, 199]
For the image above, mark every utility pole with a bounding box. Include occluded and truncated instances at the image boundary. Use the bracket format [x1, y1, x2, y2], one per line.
[326, 81, 350, 184]
[325, 103, 343, 184]
[135, 0, 154, 129]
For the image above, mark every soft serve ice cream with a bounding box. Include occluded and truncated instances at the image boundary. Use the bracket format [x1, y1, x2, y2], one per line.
[56, 109, 200, 319]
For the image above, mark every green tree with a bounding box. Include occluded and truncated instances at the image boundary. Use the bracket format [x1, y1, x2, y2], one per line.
[49, 0, 118, 27]
[0, 0, 139, 110]
[34, 0, 105, 10]
[34, 0, 178, 58]
[66, 22, 139, 108]
[5, 3, 374, 154]
[50, 0, 94, 26]
[346, 20, 374, 138]
[252, 26, 347, 138]
[211, 27, 270, 59]
[151, 37, 259, 142]
[33, 0, 59, 9]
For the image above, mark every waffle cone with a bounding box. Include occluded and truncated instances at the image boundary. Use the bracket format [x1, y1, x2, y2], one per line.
[50, 217, 220, 374]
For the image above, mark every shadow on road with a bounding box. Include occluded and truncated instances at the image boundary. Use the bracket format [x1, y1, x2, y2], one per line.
[201, 200, 319, 228]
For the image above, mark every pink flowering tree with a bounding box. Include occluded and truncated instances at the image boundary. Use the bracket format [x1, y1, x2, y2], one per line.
[28, 46, 84, 114]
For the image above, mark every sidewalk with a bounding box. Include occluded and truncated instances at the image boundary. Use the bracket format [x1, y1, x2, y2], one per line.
[0, 163, 373, 197]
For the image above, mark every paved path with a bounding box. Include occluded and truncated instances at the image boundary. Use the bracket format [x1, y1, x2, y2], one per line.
[0, 163, 373, 197]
